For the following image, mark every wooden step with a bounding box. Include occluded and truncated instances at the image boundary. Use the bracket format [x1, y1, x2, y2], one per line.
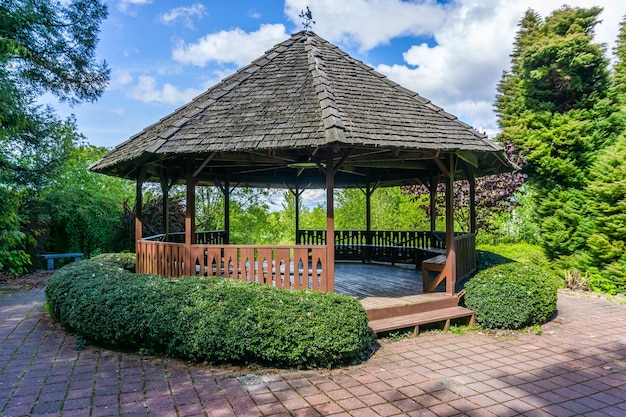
[363, 293, 460, 321]
[368, 306, 475, 335]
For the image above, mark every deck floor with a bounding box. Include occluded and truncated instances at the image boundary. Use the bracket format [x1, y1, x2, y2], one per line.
[334, 261, 458, 314]
[334, 261, 427, 299]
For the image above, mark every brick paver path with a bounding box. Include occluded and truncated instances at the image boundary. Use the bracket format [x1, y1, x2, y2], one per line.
[1, 285, 625, 416]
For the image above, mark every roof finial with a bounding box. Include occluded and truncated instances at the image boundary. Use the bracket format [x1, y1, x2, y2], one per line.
[299, 6, 315, 32]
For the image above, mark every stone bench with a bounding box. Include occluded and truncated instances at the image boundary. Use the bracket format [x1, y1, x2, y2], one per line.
[41, 253, 84, 270]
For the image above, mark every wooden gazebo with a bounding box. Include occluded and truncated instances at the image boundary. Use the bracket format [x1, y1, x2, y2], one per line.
[91, 31, 514, 296]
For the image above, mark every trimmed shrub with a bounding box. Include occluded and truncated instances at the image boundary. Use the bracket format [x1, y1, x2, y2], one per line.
[45, 257, 373, 368]
[464, 263, 560, 329]
[90, 253, 136, 272]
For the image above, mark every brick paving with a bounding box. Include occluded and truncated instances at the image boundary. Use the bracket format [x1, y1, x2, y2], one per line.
[1, 285, 625, 416]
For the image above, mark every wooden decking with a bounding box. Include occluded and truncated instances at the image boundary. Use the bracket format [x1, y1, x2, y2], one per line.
[334, 261, 474, 334]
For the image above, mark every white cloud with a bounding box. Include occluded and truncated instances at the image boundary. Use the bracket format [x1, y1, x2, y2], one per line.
[172, 24, 289, 67]
[110, 69, 133, 89]
[128, 75, 203, 104]
[338, 0, 626, 135]
[281, 0, 626, 135]
[118, 0, 152, 13]
[157, 4, 207, 28]
[285, 0, 449, 52]
[248, 8, 261, 19]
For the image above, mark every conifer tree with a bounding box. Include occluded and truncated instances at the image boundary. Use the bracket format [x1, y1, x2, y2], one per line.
[495, 6, 623, 260]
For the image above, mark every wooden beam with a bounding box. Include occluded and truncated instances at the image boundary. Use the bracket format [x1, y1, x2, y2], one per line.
[433, 156, 450, 178]
[193, 153, 216, 178]
[456, 151, 479, 168]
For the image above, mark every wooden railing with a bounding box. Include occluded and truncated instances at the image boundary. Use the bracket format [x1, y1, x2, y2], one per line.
[454, 232, 476, 280]
[297, 229, 452, 264]
[136, 240, 329, 291]
[142, 230, 226, 244]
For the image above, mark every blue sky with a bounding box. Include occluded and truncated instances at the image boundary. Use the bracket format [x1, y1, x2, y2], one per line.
[52, 0, 626, 150]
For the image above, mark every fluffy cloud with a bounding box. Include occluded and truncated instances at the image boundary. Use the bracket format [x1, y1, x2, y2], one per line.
[172, 24, 289, 67]
[128, 75, 202, 104]
[283, 0, 626, 135]
[157, 4, 207, 28]
[285, 0, 449, 51]
[117, 0, 152, 13]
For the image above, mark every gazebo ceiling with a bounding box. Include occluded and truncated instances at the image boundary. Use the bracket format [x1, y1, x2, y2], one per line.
[90, 31, 515, 188]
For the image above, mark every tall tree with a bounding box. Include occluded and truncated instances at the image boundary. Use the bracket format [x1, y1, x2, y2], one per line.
[0, 0, 109, 188]
[613, 14, 626, 96]
[0, 0, 109, 273]
[494, 6, 624, 260]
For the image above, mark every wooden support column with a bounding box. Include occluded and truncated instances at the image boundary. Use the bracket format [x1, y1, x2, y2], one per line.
[361, 182, 377, 262]
[185, 160, 196, 275]
[159, 170, 170, 238]
[135, 166, 147, 273]
[135, 169, 145, 247]
[224, 180, 230, 244]
[429, 175, 437, 246]
[295, 186, 300, 243]
[444, 155, 457, 294]
[326, 152, 336, 292]
[365, 183, 372, 233]
[287, 184, 305, 244]
[216, 179, 235, 245]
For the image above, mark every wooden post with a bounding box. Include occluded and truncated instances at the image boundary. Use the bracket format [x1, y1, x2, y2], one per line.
[135, 169, 145, 272]
[445, 155, 457, 294]
[159, 171, 170, 239]
[366, 183, 372, 233]
[364, 183, 375, 262]
[326, 152, 335, 292]
[224, 180, 230, 244]
[295, 185, 300, 244]
[430, 175, 437, 247]
[185, 160, 196, 275]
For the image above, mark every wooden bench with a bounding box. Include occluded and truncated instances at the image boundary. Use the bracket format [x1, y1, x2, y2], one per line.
[368, 306, 475, 335]
[421, 254, 446, 289]
[41, 253, 84, 270]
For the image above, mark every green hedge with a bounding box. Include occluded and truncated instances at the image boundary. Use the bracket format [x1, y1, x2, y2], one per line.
[45, 255, 373, 368]
[464, 262, 560, 329]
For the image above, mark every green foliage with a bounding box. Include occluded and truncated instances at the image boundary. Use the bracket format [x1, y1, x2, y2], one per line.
[465, 263, 560, 329]
[493, 7, 626, 295]
[0, 188, 31, 275]
[90, 253, 136, 272]
[613, 15, 626, 95]
[46, 256, 373, 368]
[476, 243, 550, 270]
[31, 144, 134, 256]
[0, 249, 31, 276]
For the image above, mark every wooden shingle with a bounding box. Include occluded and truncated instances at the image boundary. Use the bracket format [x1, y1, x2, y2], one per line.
[90, 31, 514, 187]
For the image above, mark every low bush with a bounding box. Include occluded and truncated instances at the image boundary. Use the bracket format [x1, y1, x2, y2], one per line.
[45, 256, 373, 368]
[464, 262, 560, 330]
[90, 252, 136, 272]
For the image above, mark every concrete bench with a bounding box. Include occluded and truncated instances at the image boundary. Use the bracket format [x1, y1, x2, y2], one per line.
[41, 253, 84, 270]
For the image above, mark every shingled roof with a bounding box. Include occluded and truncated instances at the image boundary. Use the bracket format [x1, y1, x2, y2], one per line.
[90, 31, 514, 188]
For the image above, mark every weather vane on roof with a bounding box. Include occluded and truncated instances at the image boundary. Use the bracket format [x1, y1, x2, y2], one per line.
[299, 6, 315, 32]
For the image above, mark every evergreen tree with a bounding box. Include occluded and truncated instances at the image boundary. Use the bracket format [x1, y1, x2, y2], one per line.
[0, 0, 109, 273]
[613, 14, 626, 95]
[495, 6, 623, 260]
